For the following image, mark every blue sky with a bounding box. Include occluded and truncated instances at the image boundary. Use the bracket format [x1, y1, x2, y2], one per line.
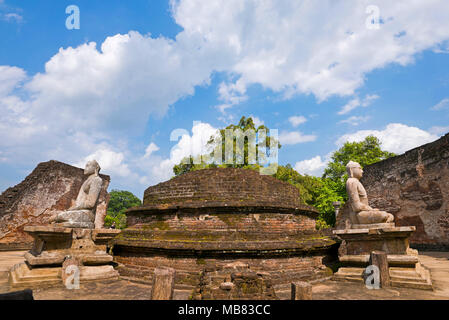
[1, 0, 449, 198]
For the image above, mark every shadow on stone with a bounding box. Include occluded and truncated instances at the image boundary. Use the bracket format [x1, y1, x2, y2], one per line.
[0, 289, 34, 300]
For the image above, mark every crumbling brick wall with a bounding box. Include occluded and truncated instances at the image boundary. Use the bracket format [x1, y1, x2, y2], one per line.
[0, 160, 110, 249]
[361, 133, 449, 250]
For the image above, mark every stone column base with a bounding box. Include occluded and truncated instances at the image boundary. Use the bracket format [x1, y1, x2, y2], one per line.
[9, 226, 121, 290]
[332, 226, 433, 290]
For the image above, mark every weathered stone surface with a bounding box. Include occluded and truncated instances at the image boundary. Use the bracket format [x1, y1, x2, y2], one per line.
[334, 227, 415, 255]
[0, 161, 110, 248]
[79, 265, 119, 282]
[151, 267, 175, 300]
[81, 252, 113, 265]
[9, 263, 61, 290]
[369, 251, 390, 288]
[291, 281, 312, 300]
[197, 269, 277, 300]
[10, 226, 121, 289]
[333, 226, 433, 290]
[25, 251, 65, 266]
[361, 133, 449, 249]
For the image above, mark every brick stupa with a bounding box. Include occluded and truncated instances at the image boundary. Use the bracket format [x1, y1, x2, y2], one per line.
[113, 168, 338, 300]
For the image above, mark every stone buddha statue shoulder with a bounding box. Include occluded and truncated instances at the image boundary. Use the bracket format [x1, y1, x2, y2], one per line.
[345, 161, 394, 228]
[50, 160, 104, 229]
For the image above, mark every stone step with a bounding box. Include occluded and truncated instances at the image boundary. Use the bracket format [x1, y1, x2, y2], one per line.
[389, 268, 420, 278]
[390, 280, 433, 290]
[390, 275, 429, 284]
[333, 275, 364, 283]
[340, 254, 418, 266]
[335, 267, 365, 276]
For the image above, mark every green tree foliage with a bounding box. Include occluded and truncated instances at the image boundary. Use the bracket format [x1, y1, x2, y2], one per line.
[104, 190, 142, 229]
[323, 136, 396, 182]
[172, 118, 395, 230]
[173, 116, 280, 175]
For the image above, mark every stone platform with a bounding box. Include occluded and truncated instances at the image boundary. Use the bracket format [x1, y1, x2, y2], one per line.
[9, 226, 121, 290]
[333, 226, 432, 290]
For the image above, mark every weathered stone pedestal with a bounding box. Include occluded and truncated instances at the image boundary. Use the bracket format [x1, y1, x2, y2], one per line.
[9, 226, 121, 290]
[332, 226, 433, 290]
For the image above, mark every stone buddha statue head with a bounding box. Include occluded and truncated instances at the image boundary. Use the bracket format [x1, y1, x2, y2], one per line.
[346, 161, 363, 180]
[84, 160, 101, 177]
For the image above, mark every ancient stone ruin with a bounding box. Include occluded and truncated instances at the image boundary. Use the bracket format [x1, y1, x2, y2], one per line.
[333, 161, 433, 290]
[112, 168, 338, 300]
[361, 133, 449, 250]
[0, 160, 110, 250]
[8, 161, 121, 290]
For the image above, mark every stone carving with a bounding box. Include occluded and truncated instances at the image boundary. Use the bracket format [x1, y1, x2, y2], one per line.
[346, 161, 394, 227]
[50, 160, 103, 229]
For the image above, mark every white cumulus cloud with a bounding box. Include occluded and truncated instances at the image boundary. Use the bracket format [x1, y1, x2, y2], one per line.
[294, 154, 331, 176]
[288, 116, 307, 127]
[279, 131, 317, 145]
[75, 148, 131, 178]
[336, 123, 439, 154]
[173, 0, 449, 103]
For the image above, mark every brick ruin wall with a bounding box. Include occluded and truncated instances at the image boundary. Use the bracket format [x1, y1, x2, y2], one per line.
[361, 133, 449, 250]
[114, 253, 332, 299]
[143, 168, 303, 208]
[128, 212, 316, 234]
[0, 160, 110, 249]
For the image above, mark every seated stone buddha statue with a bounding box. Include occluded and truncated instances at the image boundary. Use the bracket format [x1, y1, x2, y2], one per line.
[50, 160, 104, 229]
[346, 161, 394, 226]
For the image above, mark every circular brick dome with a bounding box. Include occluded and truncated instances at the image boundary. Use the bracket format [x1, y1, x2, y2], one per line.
[138, 168, 313, 212]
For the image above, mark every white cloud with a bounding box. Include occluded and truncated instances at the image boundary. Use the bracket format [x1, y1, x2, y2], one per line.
[137, 121, 219, 185]
[294, 155, 330, 176]
[173, 0, 449, 104]
[429, 126, 449, 136]
[75, 148, 131, 178]
[0, 30, 217, 183]
[339, 115, 371, 126]
[279, 131, 316, 145]
[431, 98, 449, 111]
[143, 142, 159, 158]
[0, 66, 26, 96]
[215, 80, 248, 114]
[338, 94, 379, 115]
[288, 115, 307, 127]
[1, 12, 22, 23]
[336, 123, 439, 154]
